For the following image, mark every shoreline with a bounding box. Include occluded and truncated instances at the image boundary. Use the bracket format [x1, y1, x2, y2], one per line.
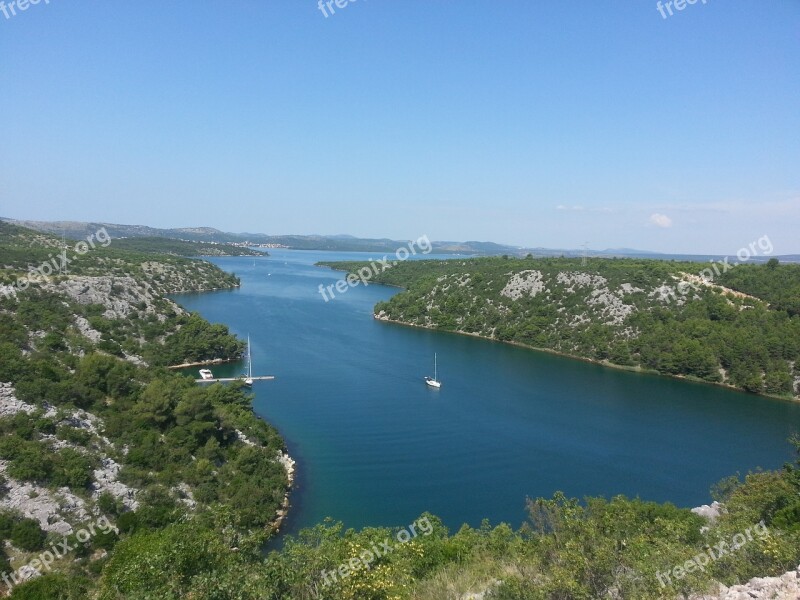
[318, 261, 798, 404]
[167, 298, 295, 536]
[166, 357, 241, 370]
[268, 451, 296, 534]
[373, 313, 800, 405]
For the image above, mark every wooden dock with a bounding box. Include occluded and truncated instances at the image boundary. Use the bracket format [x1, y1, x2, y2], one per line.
[195, 376, 276, 383]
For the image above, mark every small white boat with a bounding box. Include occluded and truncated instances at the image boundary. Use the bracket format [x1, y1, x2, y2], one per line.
[199, 369, 214, 380]
[425, 353, 441, 388]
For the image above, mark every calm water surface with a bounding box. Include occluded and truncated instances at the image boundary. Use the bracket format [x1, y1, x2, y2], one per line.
[174, 250, 800, 537]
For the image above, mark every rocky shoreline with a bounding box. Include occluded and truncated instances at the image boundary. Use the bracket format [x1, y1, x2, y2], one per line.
[234, 429, 295, 533]
[165, 357, 240, 370]
[271, 452, 296, 533]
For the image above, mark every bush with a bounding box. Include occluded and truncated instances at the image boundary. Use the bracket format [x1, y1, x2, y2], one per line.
[6, 443, 53, 482]
[92, 529, 118, 551]
[0, 512, 14, 539]
[56, 425, 92, 446]
[0, 434, 26, 458]
[115, 511, 138, 534]
[34, 416, 57, 435]
[51, 448, 95, 489]
[0, 343, 26, 383]
[10, 518, 46, 551]
[9, 574, 91, 600]
[95, 523, 247, 599]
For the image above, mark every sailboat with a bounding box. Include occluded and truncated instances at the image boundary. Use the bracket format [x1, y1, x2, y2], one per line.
[242, 336, 254, 387]
[424, 353, 441, 388]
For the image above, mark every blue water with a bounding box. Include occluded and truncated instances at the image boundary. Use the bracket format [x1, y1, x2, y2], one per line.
[174, 249, 800, 536]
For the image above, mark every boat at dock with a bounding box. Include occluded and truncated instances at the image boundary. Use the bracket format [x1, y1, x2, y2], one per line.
[195, 337, 274, 384]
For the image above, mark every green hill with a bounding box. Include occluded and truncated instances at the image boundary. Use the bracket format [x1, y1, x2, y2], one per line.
[0, 224, 291, 597]
[1, 225, 798, 599]
[320, 256, 800, 400]
[111, 236, 266, 257]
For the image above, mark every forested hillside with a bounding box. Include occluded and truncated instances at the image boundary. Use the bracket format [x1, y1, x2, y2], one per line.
[0, 224, 291, 597]
[111, 237, 265, 257]
[1, 224, 798, 599]
[321, 256, 800, 400]
[0, 222, 242, 295]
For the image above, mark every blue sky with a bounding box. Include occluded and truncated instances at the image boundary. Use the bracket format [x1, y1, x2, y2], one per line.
[1, 1, 798, 253]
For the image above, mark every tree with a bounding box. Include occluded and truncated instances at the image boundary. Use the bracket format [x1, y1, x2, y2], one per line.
[75, 353, 136, 399]
[133, 377, 188, 429]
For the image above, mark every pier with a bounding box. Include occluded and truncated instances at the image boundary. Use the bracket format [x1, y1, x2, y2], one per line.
[195, 376, 276, 383]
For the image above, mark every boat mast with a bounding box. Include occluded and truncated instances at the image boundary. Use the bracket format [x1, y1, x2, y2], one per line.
[248, 335, 253, 378]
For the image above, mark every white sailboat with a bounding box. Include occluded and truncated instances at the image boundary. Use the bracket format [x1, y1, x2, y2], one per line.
[242, 336, 254, 387]
[424, 353, 441, 388]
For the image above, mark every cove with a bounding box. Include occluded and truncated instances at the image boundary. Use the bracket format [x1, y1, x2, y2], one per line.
[174, 249, 800, 538]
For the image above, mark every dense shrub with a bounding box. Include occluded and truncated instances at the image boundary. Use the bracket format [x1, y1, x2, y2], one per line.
[10, 518, 46, 551]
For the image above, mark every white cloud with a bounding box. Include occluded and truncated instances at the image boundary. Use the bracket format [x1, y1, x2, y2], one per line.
[648, 213, 673, 228]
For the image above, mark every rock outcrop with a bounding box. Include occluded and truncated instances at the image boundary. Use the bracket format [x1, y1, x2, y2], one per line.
[691, 565, 800, 599]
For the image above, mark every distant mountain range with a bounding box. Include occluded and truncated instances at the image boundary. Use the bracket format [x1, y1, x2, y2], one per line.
[2, 218, 797, 262]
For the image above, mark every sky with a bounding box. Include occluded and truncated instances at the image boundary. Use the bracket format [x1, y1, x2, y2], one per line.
[1, 1, 799, 254]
